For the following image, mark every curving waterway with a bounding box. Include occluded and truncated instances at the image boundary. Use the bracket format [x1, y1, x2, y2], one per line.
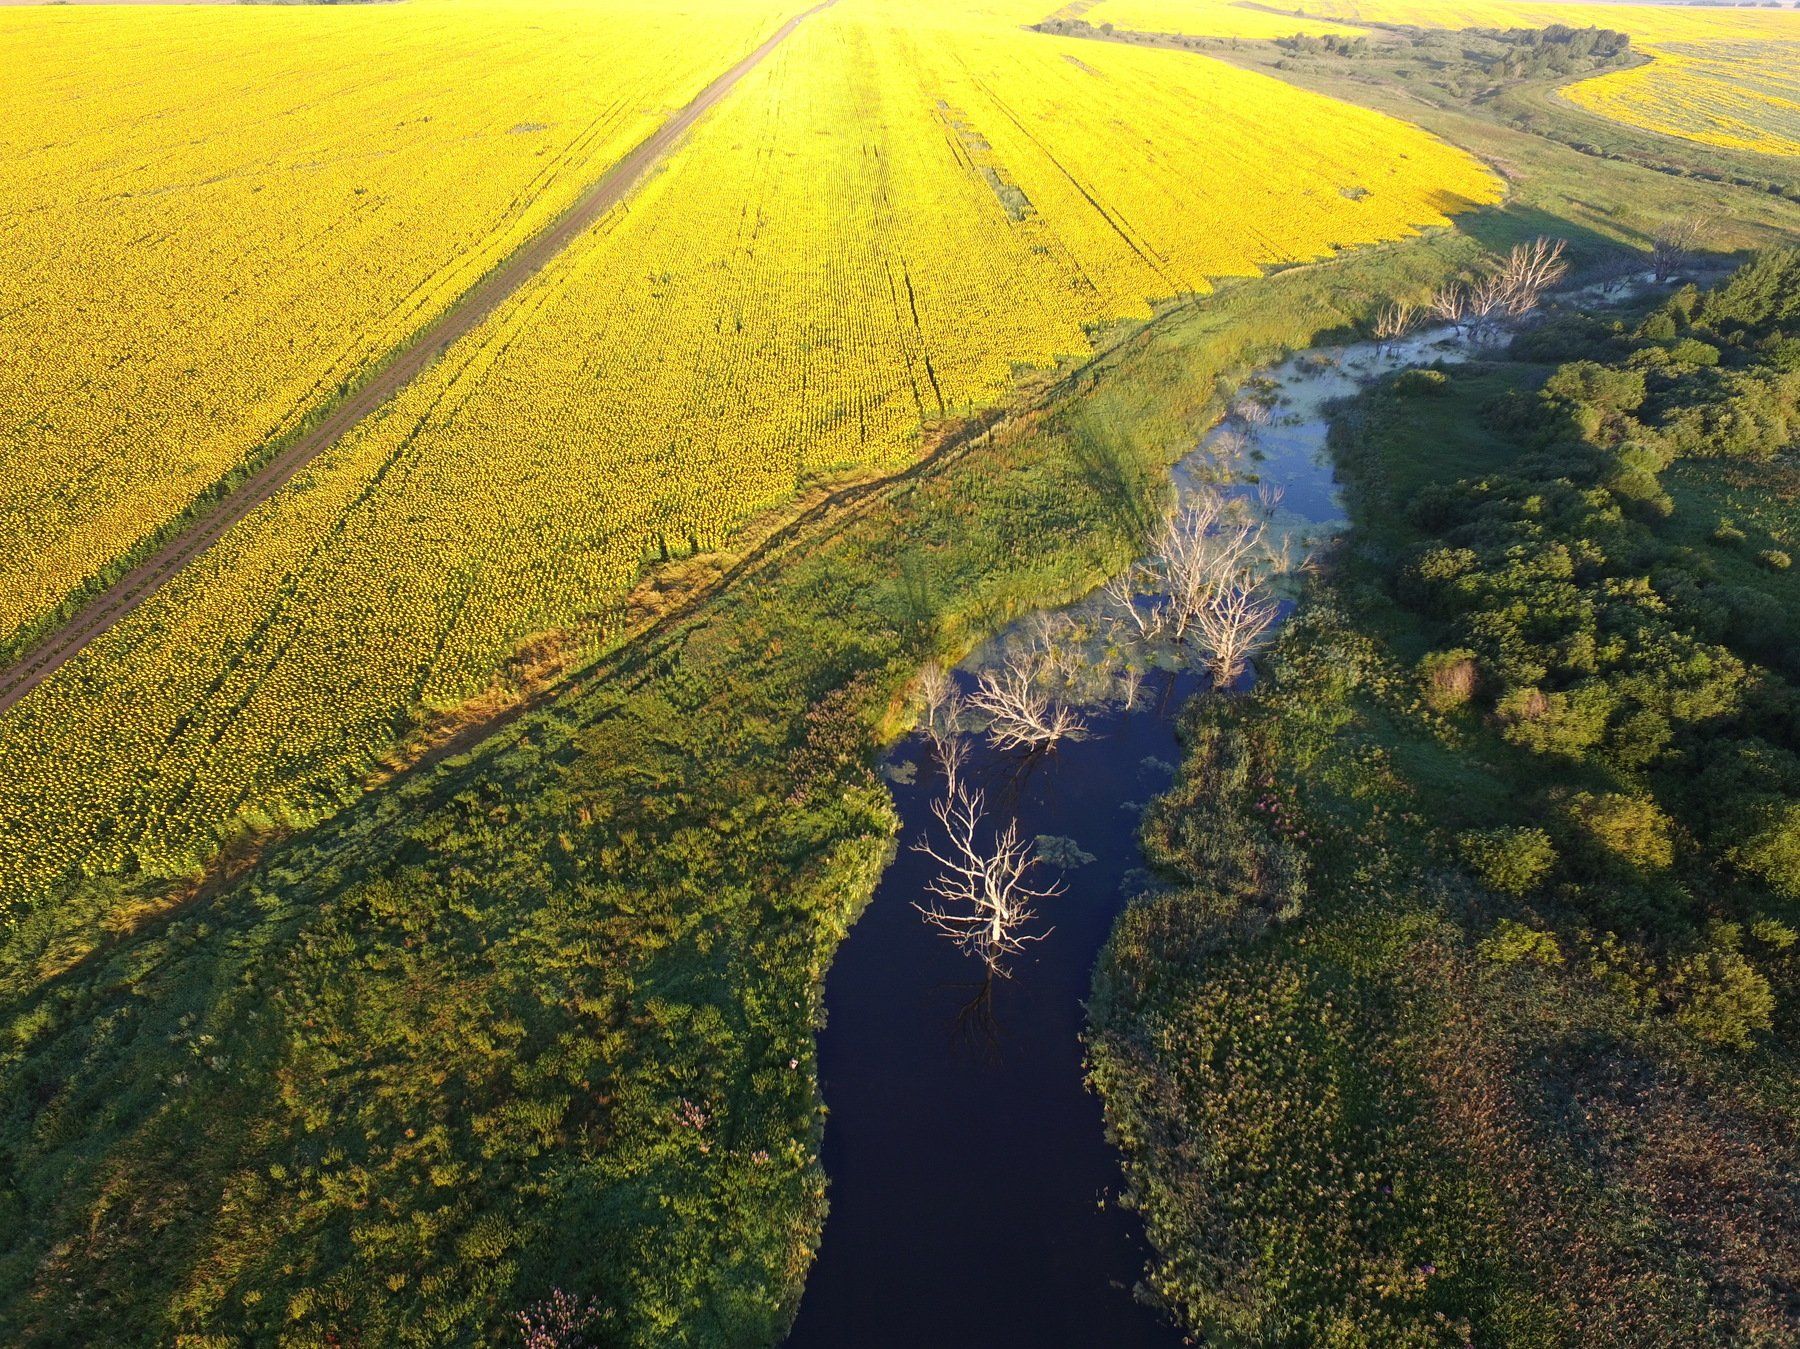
[787, 319, 1493, 1345]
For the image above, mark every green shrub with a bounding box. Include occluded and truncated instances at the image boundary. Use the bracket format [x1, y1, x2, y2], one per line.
[1459, 826, 1556, 895]
[1765, 335, 1800, 372]
[1393, 367, 1449, 397]
[1733, 798, 1800, 899]
[1665, 337, 1720, 368]
[1419, 648, 1480, 712]
[1669, 949, 1774, 1049]
[1756, 548, 1791, 571]
[1660, 369, 1800, 461]
[1478, 916, 1563, 965]
[1566, 791, 1676, 872]
[1543, 360, 1646, 415]
[1498, 686, 1615, 759]
[1696, 247, 1800, 335]
[1751, 916, 1798, 950]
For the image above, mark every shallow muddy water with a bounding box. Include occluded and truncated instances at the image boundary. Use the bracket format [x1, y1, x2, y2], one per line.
[786, 321, 1485, 1345]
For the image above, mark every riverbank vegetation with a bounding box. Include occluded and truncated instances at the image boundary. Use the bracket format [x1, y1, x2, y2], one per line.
[1091, 253, 1800, 1344]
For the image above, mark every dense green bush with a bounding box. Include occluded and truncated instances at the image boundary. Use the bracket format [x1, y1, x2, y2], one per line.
[1459, 826, 1556, 894]
[1669, 948, 1775, 1048]
[1695, 248, 1800, 335]
[1732, 798, 1800, 899]
[1478, 916, 1563, 964]
[1418, 647, 1480, 711]
[1542, 359, 1645, 415]
[1392, 366, 1449, 397]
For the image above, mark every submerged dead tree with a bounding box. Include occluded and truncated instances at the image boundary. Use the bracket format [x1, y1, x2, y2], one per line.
[1159, 494, 1264, 646]
[1106, 489, 1288, 686]
[1193, 574, 1282, 685]
[1230, 397, 1273, 441]
[1427, 282, 1469, 335]
[1651, 215, 1708, 284]
[1372, 299, 1417, 356]
[916, 661, 968, 789]
[1423, 236, 1570, 346]
[1464, 272, 1515, 347]
[914, 781, 1060, 977]
[967, 644, 1088, 751]
[1500, 236, 1569, 315]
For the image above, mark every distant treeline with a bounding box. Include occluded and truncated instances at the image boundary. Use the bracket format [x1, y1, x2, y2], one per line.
[1031, 16, 1636, 95]
[1279, 23, 1633, 82]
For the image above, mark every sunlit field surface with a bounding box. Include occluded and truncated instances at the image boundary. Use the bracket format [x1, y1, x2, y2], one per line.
[0, 0, 794, 650]
[0, 0, 1500, 915]
[1570, 37, 1800, 157]
[5, 2, 1800, 1344]
[1069, 0, 1365, 39]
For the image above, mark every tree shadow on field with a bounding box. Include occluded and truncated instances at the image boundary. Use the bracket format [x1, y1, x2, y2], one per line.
[893, 552, 939, 641]
[1065, 405, 1158, 542]
[1442, 199, 1616, 264]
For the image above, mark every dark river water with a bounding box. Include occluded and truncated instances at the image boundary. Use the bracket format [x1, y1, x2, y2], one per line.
[788, 322, 1481, 1346]
[786, 673, 1202, 1346]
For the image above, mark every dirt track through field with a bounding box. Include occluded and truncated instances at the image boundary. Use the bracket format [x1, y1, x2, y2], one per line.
[0, 0, 834, 716]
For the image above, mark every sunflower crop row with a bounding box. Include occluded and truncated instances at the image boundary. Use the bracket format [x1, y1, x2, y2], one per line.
[1072, 0, 1365, 41]
[0, 0, 1502, 916]
[0, 0, 792, 650]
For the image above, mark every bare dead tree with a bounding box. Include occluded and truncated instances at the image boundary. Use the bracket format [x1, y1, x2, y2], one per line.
[1372, 299, 1417, 355]
[1210, 425, 1251, 464]
[916, 662, 967, 789]
[1499, 236, 1569, 315]
[1428, 282, 1469, 335]
[918, 661, 957, 732]
[1102, 565, 1162, 642]
[1230, 397, 1273, 440]
[1591, 253, 1640, 296]
[1025, 611, 1085, 687]
[1651, 215, 1708, 284]
[1159, 494, 1264, 644]
[1194, 577, 1283, 685]
[967, 648, 1087, 751]
[1098, 486, 1297, 693]
[1465, 273, 1514, 346]
[913, 782, 1060, 976]
[1144, 489, 1292, 684]
[1117, 663, 1145, 711]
